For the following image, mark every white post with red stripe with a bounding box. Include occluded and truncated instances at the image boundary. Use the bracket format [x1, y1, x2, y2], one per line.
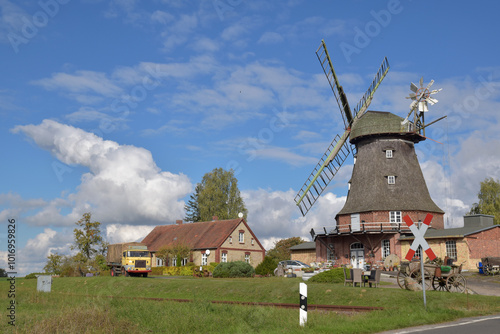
[404, 213, 436, 309]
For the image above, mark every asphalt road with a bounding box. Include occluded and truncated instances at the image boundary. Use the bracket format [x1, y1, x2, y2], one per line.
[377, 272, 500, 333]
[378, 314, 500, 334]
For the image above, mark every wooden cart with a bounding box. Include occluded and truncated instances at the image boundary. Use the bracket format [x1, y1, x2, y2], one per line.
[481, 257, 500, 275]
[397, 261, 467, 293]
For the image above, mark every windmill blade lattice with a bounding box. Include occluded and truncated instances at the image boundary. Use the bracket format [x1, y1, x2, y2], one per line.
[294, 132, 351, 216]
[316, 40, 353, 129]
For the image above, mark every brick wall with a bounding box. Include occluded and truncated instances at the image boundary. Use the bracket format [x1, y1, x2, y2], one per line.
[291, 249, 316, 265]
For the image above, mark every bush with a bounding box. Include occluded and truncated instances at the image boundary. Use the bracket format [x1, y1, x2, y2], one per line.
[25, 272, 47, 279]
[307, 268, 344, 283]
[255, 256, 278, 276]
[213, 261, 255, 278]
[151, 267, 165, 276]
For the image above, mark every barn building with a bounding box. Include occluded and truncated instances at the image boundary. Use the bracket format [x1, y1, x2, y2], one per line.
[142, 217, 265, 268]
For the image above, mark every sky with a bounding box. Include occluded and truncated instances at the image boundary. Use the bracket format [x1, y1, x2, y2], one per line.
[1, 0, 500, 276]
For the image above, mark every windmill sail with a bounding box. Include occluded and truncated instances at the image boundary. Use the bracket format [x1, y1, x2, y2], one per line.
[294, 130, 351, 216]
[294, 41, 390, 216]
[316, 40, 353, 129]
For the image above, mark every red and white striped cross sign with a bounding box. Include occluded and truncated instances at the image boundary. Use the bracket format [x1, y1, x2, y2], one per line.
[404, 214, 437, 261]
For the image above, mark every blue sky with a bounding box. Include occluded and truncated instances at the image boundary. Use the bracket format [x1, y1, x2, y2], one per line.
[1, 0, 500, 275]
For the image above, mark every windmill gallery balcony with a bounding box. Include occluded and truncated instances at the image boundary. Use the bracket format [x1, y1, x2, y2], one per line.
[310, 221, 411, 239]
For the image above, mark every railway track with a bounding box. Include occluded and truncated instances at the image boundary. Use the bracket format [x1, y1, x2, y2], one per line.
[64, 293, 383, 313]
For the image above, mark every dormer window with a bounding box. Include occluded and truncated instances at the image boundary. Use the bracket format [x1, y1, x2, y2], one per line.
[386, 150, 393, 158]
[388, 175, 396, 185]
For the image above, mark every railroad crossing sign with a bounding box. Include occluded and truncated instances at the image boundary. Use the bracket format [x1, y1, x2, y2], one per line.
[404, 214, 436, 261]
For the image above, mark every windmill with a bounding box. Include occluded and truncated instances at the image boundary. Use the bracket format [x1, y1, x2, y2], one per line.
[294, 40, 390, 216]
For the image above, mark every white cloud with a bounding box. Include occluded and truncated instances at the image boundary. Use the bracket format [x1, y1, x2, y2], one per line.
[257, 32, 283, 44]
[106, 224, 155, 244]
[11, 120, 192, 226]
[31, 70, 123, 99]
[243, 188, 346, 244]
[1, 228, 74, 276]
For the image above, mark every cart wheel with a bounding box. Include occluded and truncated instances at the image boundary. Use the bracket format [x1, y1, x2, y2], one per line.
[410, 268, 432, 290]
[446, 274, 467, 293]
[396, 271, 408, 289]
[431, 276, 447, 291]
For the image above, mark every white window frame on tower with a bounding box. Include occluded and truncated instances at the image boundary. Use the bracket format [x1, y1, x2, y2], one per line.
[386, 150, 393, 158]
[390, 211, 402, 227]
[388, 175, 396, 184]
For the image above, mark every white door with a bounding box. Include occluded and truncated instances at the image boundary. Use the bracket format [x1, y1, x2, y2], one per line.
[351, 213, 360, 232]
[350, 243, 365, 269]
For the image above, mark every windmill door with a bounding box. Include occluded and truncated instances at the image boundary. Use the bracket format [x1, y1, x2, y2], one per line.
[350, 243, 365, 269]
[351, 213, 360, 232]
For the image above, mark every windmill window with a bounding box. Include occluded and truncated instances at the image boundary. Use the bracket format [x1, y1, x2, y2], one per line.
[387, 175, 396, 184]
[382, 240, 391, 259]
[386, 150, 393, 158]
[390, 211, 402, 224]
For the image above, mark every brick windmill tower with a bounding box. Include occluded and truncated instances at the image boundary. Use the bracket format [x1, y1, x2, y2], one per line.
[294, 41, 446, 268]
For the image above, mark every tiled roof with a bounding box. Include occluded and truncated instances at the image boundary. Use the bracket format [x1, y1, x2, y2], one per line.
[142, 218, 244, 252]
[290, 242, 316, 250]
[399, 225, 500, 240]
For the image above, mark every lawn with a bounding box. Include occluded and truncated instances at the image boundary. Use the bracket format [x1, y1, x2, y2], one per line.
[2, 275, 499, 333]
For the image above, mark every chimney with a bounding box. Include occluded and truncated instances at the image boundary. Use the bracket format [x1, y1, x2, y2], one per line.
[176, 220, 183, 225]
[212, 216, 219, 221]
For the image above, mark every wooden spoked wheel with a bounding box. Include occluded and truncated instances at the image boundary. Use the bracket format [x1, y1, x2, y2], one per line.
[446, 274, 467, 293]
[431, 276, 447, 291]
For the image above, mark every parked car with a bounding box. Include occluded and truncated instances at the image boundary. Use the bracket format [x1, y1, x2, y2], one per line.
[274, 260, 311, 276]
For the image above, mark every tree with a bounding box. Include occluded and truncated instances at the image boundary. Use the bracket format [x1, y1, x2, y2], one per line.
[44, 253, 64, 275]
[71, 212, 106, 261]
[188, 168, 248, 222]
[266, 237, 305, 262]
[184, 184, 201, 222]
[0, 268, 7, 277]
[469, 177, 500, 225]
[156, 242, 191, 267]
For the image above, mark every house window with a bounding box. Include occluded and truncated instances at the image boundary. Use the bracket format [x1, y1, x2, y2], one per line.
[382, 240, 391, 259]
[221, 252, 227, 263]
[413, 246, 422, 260]
[181, 257, 188, 266]
[156, 258, 163, 266]
[171, 257, 177, 267]
[388, 175, 396, 184]
[201, 253, 208, 266]
[244, 253, 250, 264]
[239, 231, 244, 243]
[229, 236, 232, 244]
[446, 240, 457, 260]
[390, 211, 402, 224]
[386, 150, 393, 158]
[251, 238, 254, 246]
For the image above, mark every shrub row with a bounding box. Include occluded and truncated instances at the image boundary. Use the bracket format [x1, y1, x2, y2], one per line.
[212, 261, 255, 278]
[307, 268, 345, 283]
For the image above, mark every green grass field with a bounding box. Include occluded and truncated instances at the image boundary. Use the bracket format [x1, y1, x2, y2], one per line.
[2, 275, 499, 333]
